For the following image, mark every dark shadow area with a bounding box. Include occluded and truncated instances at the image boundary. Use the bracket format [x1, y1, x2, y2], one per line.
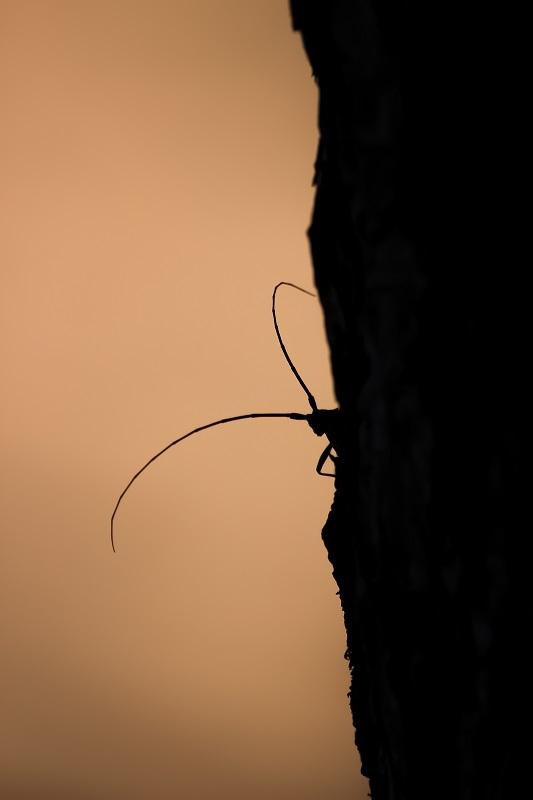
[291, 2, 530, 797]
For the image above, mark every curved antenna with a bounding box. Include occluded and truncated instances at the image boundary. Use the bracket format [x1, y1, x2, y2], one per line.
[111, 411, 307, 552]
[272, 282, 318, 412]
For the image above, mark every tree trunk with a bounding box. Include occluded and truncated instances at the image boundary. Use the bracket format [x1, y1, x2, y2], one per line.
[290, 2, 530, 798]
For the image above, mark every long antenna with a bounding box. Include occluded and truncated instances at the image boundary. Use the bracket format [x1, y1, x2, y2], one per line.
[110, 411, 307, 552]
[272, 282, 318, 412]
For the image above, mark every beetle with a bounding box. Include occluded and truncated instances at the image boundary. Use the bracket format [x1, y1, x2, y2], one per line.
[110, 281, 341, 551]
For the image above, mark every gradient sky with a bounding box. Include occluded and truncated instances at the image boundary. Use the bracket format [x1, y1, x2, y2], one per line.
[1, 2, 369, 797]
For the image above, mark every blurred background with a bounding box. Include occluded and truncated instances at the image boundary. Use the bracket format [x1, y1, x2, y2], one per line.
[0, 2, 369, 797]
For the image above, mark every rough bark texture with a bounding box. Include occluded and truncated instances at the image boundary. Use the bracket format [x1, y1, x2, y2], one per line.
[291, 3, 529, 798]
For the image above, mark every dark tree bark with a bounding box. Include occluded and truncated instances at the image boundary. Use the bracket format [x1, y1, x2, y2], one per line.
[290, 3, 530, 798]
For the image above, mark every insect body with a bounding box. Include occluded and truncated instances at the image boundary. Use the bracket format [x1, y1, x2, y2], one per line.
[110, 281, 340, 551]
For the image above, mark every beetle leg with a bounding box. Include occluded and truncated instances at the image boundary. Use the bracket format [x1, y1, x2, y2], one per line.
[316, 443, 335, 477]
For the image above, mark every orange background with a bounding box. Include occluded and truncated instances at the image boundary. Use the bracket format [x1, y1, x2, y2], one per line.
[1, 2, 369, 797]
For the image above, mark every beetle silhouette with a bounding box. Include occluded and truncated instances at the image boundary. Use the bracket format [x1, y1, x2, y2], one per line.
[110, 281, 341, 551]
